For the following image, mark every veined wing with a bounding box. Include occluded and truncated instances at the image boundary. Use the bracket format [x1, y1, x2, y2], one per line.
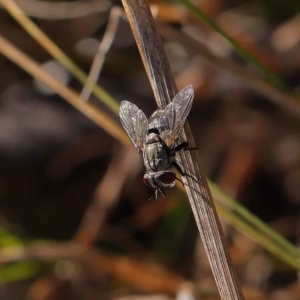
[158, 85, 194, 140]
[119, 101, 148, 159]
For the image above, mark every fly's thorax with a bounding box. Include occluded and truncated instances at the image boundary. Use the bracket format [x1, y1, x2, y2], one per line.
[148, 109, 163, 125]
[159, 130, 174, 149]
[148, 109, 166, 134]
[145, 132, 159, 144]
[143, 171, 176, 189]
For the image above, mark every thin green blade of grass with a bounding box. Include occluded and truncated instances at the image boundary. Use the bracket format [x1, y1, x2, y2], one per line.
[180, 0, 296, 95]
[0, 0, 119, 114]
[216, 202, 300, 270]
[174, 182, 300, 270]
[0, 261, 42, 283]
[210, 181, 300, 259]
[0, 227, 43, 283]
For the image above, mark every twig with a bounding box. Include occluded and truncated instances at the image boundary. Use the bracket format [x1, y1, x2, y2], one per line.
[181, 0, 293, 93]
[120, 0, 244, 299]
[157, 24, 300, 117]
[0, 34, 129, 146]
[0, 0, 111, 19]
[81, 6, 124, 101]
[74, 146, 139, 246]
[0, 242, 186, 295]
[0, 0, 119, 114]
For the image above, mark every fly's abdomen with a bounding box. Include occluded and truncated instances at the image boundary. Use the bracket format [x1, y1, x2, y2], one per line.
[144, 142, 172, 172]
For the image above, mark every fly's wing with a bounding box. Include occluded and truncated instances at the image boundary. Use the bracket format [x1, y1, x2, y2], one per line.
[119, 101, 148, 159]
[158, 85, 194, 141]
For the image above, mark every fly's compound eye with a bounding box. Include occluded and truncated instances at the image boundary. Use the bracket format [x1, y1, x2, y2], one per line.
[158, 172, 176, 185]
[143, 174, 150, 186]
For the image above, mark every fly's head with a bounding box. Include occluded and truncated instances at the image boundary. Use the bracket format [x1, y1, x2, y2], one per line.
[143, 171, 176, 190]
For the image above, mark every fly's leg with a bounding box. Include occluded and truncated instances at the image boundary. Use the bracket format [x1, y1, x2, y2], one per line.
[148, 189, 158, 201]
[174, 141, 197, 152]
[175, 176, 185, 187]
[158, 187, 167, 198]
[173, 142, 198, 182]
[172, 160, 198, 182]
[148, 187, 166, 201]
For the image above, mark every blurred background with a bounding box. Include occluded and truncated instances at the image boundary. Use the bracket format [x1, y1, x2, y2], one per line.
[0, 0, 300, 299]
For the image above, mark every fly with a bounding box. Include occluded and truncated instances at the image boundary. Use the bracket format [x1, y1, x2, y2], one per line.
[119, 85, 195, 199]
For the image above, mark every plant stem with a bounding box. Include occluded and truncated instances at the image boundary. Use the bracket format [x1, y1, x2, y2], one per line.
[120, 0, 245, 299]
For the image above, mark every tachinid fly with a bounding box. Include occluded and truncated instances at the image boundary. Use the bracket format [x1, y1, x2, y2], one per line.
[119, 85, 194, 199]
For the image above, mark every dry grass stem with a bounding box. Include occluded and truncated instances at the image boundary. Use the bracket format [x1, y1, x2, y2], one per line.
[0, 242, 186, 295]
[158, 24, 300, 116]
[121, 2, 177, 107]
[0, 0, 119, 114]
[0, 34, 129, 146]
[81, 6, 124, 101]
[4, 0, 111, 19]
[74, 146, 140, 246]
[121, 0, 244, 299]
